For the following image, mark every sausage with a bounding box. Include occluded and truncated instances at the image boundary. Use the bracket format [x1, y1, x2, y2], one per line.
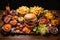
[10, 10, 18, 15]
[4, 15, 12, 23]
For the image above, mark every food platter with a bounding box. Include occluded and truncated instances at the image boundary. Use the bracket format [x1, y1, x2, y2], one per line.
[1, 6, 59, 35]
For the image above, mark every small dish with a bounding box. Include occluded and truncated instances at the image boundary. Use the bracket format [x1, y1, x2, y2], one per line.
[50, 27, 58, 34]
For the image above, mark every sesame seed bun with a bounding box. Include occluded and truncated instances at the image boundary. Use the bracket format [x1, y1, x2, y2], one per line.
[24, 14, 36, 20]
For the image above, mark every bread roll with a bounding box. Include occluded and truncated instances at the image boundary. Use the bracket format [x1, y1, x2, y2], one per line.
[24, 14, 36, 20]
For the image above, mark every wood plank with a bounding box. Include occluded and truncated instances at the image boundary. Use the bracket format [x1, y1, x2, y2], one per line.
[0, 10, 60, 40]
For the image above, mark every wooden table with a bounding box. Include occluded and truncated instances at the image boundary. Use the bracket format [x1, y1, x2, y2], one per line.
[0, 10, 60, 40]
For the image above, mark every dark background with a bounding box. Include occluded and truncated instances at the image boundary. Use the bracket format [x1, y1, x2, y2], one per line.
[0, 0, 60, 10]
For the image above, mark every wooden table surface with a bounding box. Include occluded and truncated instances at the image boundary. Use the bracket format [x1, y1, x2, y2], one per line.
[0, 10, 60, 40]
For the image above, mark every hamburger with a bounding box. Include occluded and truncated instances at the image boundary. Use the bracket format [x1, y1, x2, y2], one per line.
[24, 13, 37, 27]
